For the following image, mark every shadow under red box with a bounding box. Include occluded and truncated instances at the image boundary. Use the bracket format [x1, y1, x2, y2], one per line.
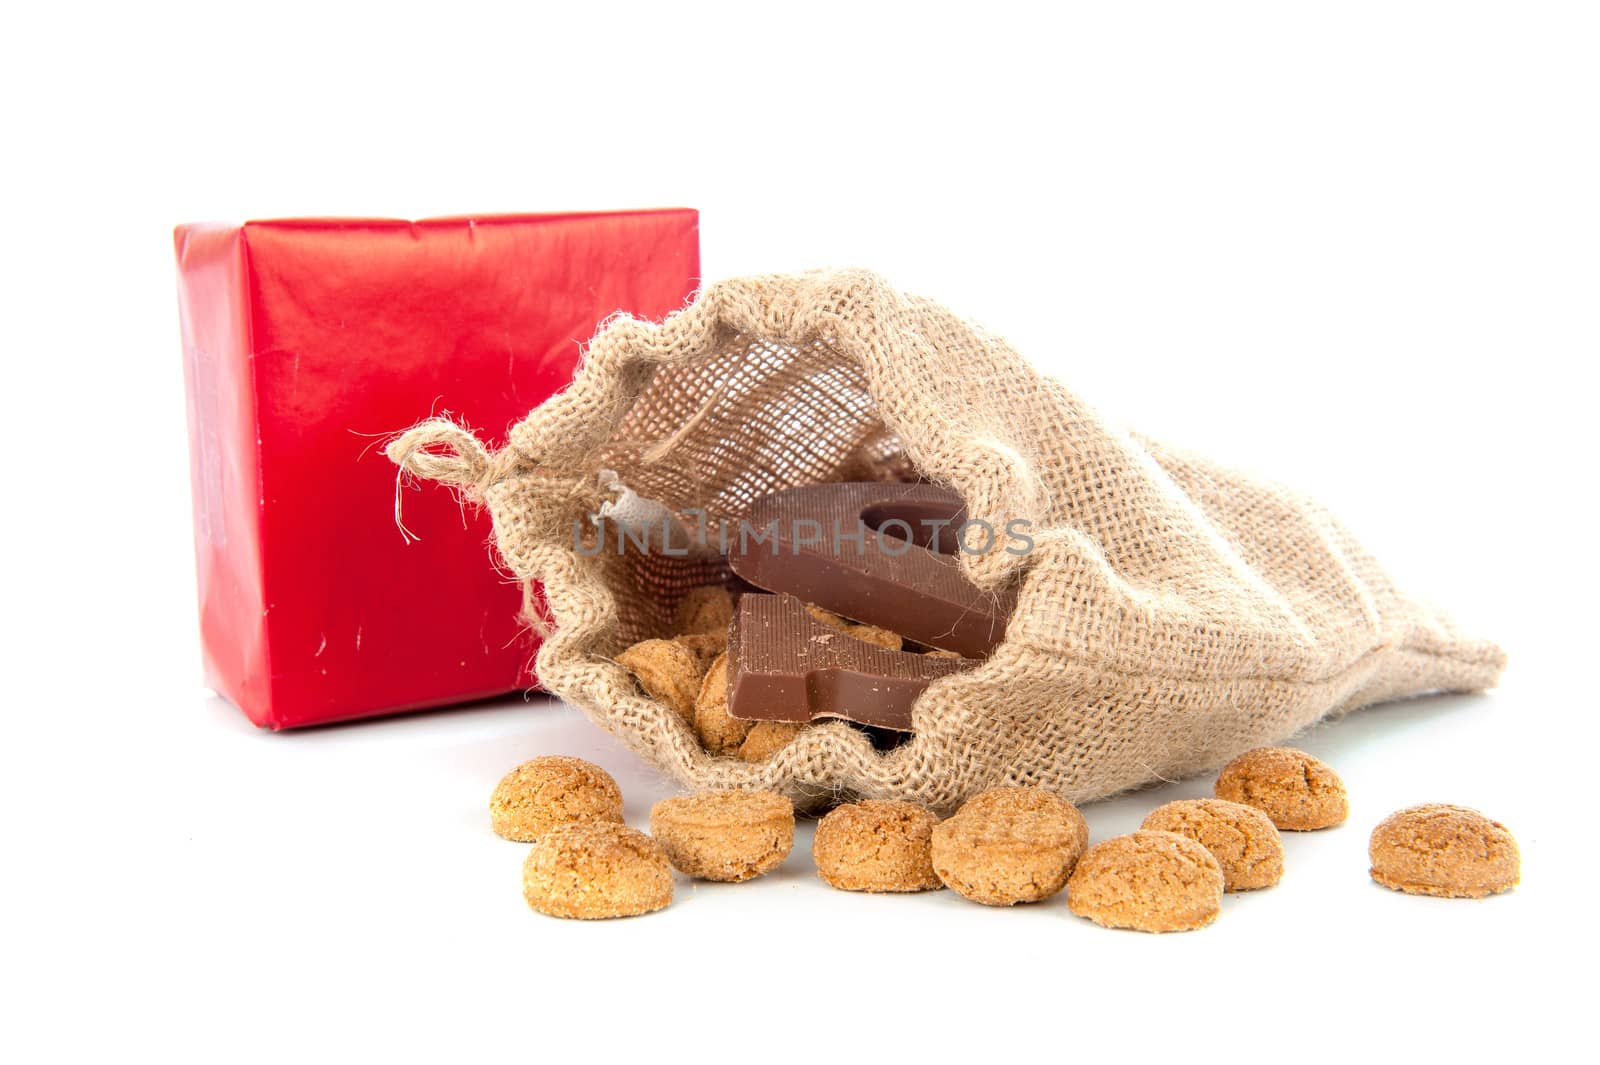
[175, 210, 701, 728]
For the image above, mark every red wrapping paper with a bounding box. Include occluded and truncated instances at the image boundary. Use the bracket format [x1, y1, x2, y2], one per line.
[175, 210, 700, 728]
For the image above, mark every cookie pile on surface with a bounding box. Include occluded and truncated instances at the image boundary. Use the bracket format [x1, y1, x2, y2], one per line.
[492, 744, 1519, 927]
[813, 800, 942, 893]
[493, 756, 800, 919]
[1215, 746, 1350, 830]
[930, 788, 1089, 905]
[1368, 804, 1520, 899]
[1068, 832, 1224, 932]
[649, 791, 795, 882]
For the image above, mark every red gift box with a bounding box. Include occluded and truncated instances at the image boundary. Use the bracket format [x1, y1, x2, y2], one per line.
[175, 210, 700, 728]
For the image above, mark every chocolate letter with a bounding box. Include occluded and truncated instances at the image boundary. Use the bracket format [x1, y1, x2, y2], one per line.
[728, 483, 1016, 657]
[728, 593, 976, 730]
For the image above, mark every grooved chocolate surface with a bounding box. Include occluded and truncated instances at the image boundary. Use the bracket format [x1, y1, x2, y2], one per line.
[727, 483, 1017, 657]
[728, 593, 977, 730]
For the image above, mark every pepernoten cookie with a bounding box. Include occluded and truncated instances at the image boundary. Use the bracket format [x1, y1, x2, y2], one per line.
[650, 790, 796, 882]
[1142, 798, 1284, 891]
[802, 605, 902, 651]
[522, 822, 673, 919]
[1068, 831, 1224, 933]
[844, 623, 901, 650]
[805, 603, 849, 630]
[814, 800, 944, 893]
[1369, 804, 1520, 898]
[738, 720, 807, 762]
[1215, 746, 1349, 830]
[931, 787, 1089, 905]
[693, 654, 753, 755]
[490, 756, 624, 843]
[674, 585, 735, 636]
[675, 631, 728, 671]
[616, 638, 703, 722]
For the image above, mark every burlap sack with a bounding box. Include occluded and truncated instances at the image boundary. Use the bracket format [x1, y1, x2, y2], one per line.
[388, 269, 1504, 812]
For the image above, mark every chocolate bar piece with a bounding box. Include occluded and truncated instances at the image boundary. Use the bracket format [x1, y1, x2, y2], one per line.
[727, 483, 1017, 657]
[728, 593, 977, 731]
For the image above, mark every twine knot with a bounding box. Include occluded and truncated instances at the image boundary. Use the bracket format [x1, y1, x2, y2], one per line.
[387, 420, 509, 493]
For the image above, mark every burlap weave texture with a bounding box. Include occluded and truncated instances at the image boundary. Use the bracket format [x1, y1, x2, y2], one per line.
[389, 270, 1503, 812]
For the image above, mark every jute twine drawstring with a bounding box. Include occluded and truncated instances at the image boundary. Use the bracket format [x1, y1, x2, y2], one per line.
[386, 419, 524, 496]
[386, 417, 609, 545]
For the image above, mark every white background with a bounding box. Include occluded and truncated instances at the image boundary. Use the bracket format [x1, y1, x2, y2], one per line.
[3, 2, 1595, 1061]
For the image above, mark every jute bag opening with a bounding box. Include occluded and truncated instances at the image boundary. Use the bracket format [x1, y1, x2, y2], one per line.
[389, 269, 1504, 813]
